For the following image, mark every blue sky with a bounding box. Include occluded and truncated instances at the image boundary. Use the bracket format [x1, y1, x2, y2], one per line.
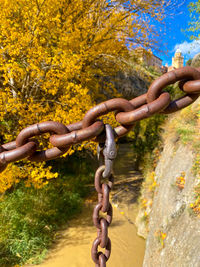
[154, 0, 200, 66]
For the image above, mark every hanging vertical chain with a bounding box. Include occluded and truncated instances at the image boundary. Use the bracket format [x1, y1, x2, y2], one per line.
[91, 124, 117, 267]
[1, 66, 200, 265]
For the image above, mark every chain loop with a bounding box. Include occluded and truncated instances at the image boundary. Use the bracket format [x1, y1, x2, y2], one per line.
[1, 67, 200, 172]
[147, 67, 200, 102]
[91, 237, 111, 265]
[116, 92, 171, 125]
[50, 121, 104, 148]
[0, 140, 38, 168]
[95, 166, 114, 193]
[91, 124, 116, 266]
[15, 121, 69, 162]
[82, 98, 134, 129]
[98, 218, 108, 248]
[1, 66, 200, 265]
[147, 67, 200, 114]
[179, 79, 200, 94]
[93, 191, 113, 229]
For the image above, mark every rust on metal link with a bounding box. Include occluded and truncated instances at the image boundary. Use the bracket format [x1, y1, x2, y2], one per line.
[116, 92, 171, 125]
[93, 202, 113, 229]
[0, 66, 200, 266]
[82, 98, 134, 128]
[91, 237, 111, 265]
[28, 146, 70, 162]
[98, 254, 107, 267]
[98, 218, 108, 248]
[50, 121, 104, 148]
[180, 80, 200, 94]
[1, 141, 17, 151]
[113, 124, 134, 139]
[82, 98, 135, 142]
[16, 121, 69, 161]
[161, 94, 199, 114]
[16, 121, 69, 146]
[91, 124, 116, 267]
[129, 93, 147, 108]
[67, 121, 83, 132]
[147, 67, 200, 113]
[0, 140, 37, 171]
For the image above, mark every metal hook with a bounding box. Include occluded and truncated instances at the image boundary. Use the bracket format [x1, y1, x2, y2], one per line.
[102, 124, 117, 178]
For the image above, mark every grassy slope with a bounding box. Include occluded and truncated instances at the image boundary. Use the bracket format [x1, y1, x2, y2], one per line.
[0, 155, 95, 266]
[137, 99, 200, 234]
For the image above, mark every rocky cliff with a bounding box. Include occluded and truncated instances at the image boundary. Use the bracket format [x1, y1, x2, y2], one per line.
[137, 100, 200, 267]
[101, 62, 158, 100]
[143, 136, 200, 267]
[113, 69, 149, 99]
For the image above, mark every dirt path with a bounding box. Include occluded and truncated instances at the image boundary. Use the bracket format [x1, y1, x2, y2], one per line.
[37, 144, 145, 267]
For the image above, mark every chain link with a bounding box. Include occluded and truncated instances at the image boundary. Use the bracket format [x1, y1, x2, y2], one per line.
[0, 67, 198, 170]
[1, 66, 199, 173]
[1, 66, 200, 266]
[91, 124, 116, 267]
[0, 140, 38, 171]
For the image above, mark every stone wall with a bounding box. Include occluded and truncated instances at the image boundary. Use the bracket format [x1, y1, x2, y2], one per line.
[142, 136, 200, 267]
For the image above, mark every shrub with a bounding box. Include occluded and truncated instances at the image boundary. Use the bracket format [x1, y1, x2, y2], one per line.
[0, 154, 94, 266]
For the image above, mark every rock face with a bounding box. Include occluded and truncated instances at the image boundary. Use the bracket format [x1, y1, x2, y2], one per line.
[113, 70, 149, 99]
[143, 137, 200, 267]
[192, 53, 200, 68]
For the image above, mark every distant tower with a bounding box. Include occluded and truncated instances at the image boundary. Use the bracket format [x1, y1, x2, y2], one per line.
[172, 49, 184, 68]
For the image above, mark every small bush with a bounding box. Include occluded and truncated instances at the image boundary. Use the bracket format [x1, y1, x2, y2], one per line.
[0, 154, 94, 266]
[130, 114, 166, 170]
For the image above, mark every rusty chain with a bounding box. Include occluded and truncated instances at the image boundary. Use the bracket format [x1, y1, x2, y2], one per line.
[0, 66, 200, 265]
[92, 124, 116, 267]
[1, 66, 200, 172]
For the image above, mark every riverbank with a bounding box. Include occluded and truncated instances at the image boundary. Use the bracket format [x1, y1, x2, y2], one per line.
[34, 144, 145, 267]
[0, 154, 94, 266]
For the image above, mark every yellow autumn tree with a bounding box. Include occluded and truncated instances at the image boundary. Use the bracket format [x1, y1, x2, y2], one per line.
[0, 0, 177, 192]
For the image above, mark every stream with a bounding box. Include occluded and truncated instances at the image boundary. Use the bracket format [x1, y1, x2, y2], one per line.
[38, 143, 145, 267]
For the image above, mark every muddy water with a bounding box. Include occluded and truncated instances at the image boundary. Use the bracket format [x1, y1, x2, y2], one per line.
[38, 144, 145, 267]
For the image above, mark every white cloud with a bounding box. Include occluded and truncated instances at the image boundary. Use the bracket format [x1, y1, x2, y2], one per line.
[174, 39, 200, 58]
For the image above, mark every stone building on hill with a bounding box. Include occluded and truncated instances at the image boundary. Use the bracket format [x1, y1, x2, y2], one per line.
[133, 47, 186, 74]
[173, 49, 184, 68]
[134, 47, 163, 71]
[168, 49, 184, 72]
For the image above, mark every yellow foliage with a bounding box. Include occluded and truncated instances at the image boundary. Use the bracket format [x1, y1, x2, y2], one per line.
[0, 0, 169, 191]
[175, 171, 186, 190]
[155, 230, 167, 248]
[0, 161, 58, 193]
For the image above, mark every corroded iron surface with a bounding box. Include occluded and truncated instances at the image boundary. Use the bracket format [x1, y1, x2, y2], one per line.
[1, 66, 199, 167]
[1, 66, 200, 266]
[92, 125, 116, 267]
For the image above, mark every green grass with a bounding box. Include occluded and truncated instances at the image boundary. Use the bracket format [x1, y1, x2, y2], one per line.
[161, 102, 200, 217]
[176, 127, 196, 144]
[129, 113, 166, 170]
[0, 154, 95, 266]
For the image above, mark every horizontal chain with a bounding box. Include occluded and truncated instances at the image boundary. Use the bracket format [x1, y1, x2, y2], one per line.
[0, 66, 200, 173]
[1, 66, 200, 267]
